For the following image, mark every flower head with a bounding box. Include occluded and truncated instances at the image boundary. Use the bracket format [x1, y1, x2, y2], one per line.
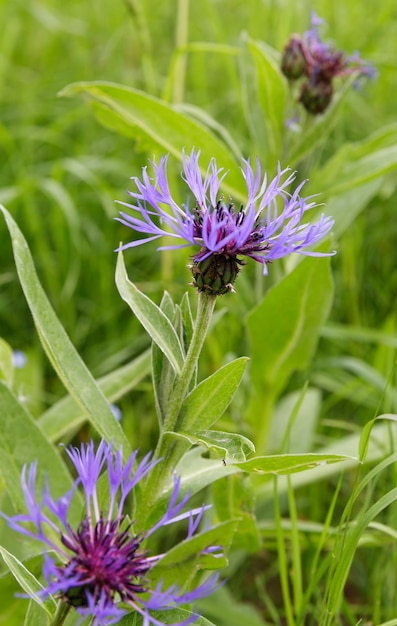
[281, 12, 376, 114]
[302, 13, 368, 82]
[2, 440, 221, 626]
[116, 149, 334, 295]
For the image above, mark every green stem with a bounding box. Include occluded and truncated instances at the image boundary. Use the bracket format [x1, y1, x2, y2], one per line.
[163, 291, 216, 432]
[139, 292, 216, 523]
[172, 0, 190, 103]
[49, 601, 71, 626]
[124, 0, 157, 94]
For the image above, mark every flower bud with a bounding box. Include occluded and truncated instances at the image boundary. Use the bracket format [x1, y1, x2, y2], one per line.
[191, 253, 240, 296]
[299, 78, 333, 114]
[281, 35, 306, 80]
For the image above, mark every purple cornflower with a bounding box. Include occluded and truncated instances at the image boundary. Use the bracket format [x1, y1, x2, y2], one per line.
[116, 149, 334, 295]
[301, 12, 371, 83]
[2, 440, 221, 626]
[281, 12, 376, 114]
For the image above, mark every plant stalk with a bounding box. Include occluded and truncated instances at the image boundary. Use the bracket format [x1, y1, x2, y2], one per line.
[163, 290, 217, 433]
[140, 291, 216, 522]
[172, 0, 190, 103]
[49, 601, 71, 626]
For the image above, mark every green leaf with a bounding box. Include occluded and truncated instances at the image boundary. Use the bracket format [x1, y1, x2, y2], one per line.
[0, 382, 82, 521]
[246, 39, 288, 163]
[0, 561, 37, 626]
[116, 251, 184, 375]
[0, 545, 56, 617]
[178, 357, 249, 430]
[179, 292, 195, 354]
[150, 520, 238, 588]
[246, 255, 333, 417]
[359, 413, 397, 461]
[152, 292, 179, 423]
[212, 474, 260, 552]
[155, 448, 239, 513]
[59, 81, 244, 200]
[175, 102, 242, 162]
[234, 453, 356, 475]
[0, 338, 14, 387]
[24, 600, 51, 626]
[159, 448, 353, 521]
[37, 349, 151, 443]
[119, 607, 218, 626]
[0, 205, 130, 453]
[170, 430, 255, 463]
[248, 255, 334, 393]
[325, 178, 383, 238]
[310, 123, 397, 197]
[255, 420, 397, 501]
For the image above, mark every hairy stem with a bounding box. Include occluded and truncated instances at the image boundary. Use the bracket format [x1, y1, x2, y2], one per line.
[163, 291, 217, 433]
[139, 292, 216, 524]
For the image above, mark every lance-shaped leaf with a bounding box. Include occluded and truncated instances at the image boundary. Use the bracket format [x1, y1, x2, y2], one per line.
[151, 292, 180, 424]
[246, 254, 333, 437]
[150, 520, 238, 588]
[0, 338, 14, 387]
[23, 600, 49, 626]
[116, 251, 184, 375]
[59, 81, 244, 201]
[0, 546, 56, 617]
[1, 206, 130, 452]
[148, 448, 239, 524]
[38, 349, 151, 443]
[234, 452, 356, 474]
[118, 608, 218, 626]
[178, 357, 249, 430]
[242, 37, 288, 165]
[0, 382, 82, 522]
[309, 123, 397, 197]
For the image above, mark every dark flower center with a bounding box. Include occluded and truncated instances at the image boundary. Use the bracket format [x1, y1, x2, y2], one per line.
[58, 515, 151, 608]
[193, 198, 246, 244]
[310, 48, 346, 81]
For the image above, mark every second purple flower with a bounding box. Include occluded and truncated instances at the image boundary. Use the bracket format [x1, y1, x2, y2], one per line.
[116, 149, 335, 295]
[2, 440, 221, 626]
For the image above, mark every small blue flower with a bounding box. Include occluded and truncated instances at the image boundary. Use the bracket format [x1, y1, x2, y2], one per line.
[110, 403, 122, 422]
[2, 440, 221, 626]
[116, 150, 335, 294]
[12, 350, 27, 369]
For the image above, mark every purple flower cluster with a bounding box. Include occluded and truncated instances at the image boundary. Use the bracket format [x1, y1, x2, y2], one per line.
[2, 440, 220, 626]
[281, 12, 376, 114]
[116, 149, 334, 295]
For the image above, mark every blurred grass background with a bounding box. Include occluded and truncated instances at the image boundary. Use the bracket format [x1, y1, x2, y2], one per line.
[1, 0, 397, 623]
[1, 0, 396, 367]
